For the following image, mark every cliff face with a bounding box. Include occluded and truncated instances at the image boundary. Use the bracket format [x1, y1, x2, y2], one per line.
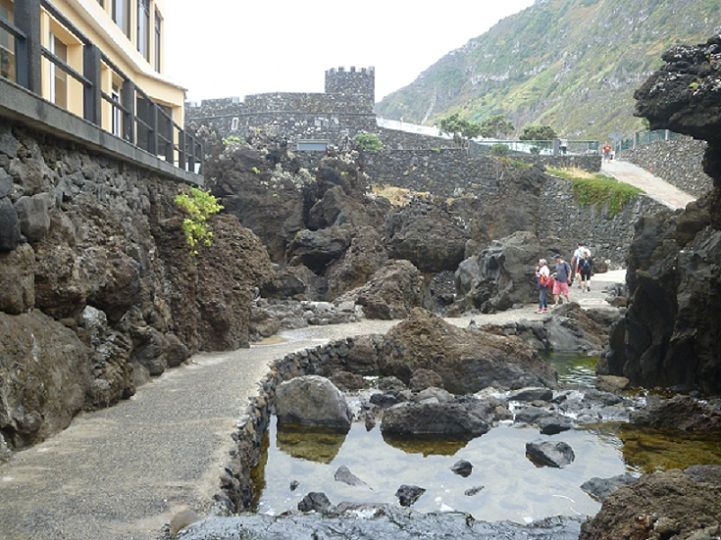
[605, 35, 721, 394]
[376, 0, 721, 140]
[0, 122, 272, 450]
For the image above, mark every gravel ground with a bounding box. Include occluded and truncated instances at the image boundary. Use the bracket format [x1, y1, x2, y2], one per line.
[0, 272, 624, 539]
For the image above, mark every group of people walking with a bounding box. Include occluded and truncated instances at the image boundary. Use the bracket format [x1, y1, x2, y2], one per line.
[534, 243, 593, 313]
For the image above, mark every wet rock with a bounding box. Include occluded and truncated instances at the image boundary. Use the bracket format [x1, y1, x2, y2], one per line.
[580, 466, 721, 540]
[297, 492, 333, 513]
[514, 406, 551, 424]
[289, 480, 299, 491]
[14, 194, 51, 242]
[275, 376, 352, 432]
[330, 370, 367, 391]
[176, 504, 584, 539]
[581, 473, 638, 502]
[464, 485, 485, 496]
[414, 387, 453, 403]
[381, 398, 504, 438]
[349, 260, 424, 320]
[630, 395, 721, 432]
[451, 459, 473, 477]
[510, 387, 554, 402]
[538, 415, 573, 435]
[395, 485, 426, 507]
[525, 441, 575, 468]
[596, 375, 630, 393]
[409, 368, 444, 391]
[380, 309, 556, 394]
[369, 393, 400, 408]
[0, 243, 35, 314]
[334, 465, 368, 488]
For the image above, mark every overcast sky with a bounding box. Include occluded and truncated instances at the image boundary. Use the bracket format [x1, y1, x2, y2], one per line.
[165, 1, 535, 103]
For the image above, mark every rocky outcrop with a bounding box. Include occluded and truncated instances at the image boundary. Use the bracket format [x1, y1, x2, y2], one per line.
[630, 395, 721, 433]
[0, 311, 90, 449]
[275, 376, 352, 432]
[0, 122, 273, 449]
[350, 260, 424, 320]
[379, 309, 557, 393]
[606, 35, 721, 393]
[580, 466, 721, 540]
[453, 232, 561, 313]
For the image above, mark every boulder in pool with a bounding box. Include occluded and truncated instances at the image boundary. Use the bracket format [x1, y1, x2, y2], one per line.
[526, 441, 575, 468]
[275, 375, 351, 432]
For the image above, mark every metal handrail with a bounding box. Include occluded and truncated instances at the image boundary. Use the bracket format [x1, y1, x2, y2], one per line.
[0, 15, 26, 39]
[41, 48, 93, 87]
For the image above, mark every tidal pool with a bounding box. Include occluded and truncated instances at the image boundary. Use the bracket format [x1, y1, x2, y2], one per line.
[252, 417, 626, 524]
[546, 352, 599, 388]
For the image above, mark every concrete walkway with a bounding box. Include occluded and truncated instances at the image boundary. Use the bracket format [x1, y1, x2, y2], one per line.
[0, 274, 624, 540]
[602, 159, 696, 210]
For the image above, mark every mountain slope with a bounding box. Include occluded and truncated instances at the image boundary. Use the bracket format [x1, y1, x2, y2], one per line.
[375, 0, 721, 140]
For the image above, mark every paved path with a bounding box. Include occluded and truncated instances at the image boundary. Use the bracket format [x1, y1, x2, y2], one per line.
[0, 273, 624, 540]
[602, 159, 696, 210]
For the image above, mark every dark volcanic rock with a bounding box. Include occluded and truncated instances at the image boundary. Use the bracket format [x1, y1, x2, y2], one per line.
[538, 415, 573, 435]
[525, 441, 575, 468]
[379, 309, 557, 394]
[465, 485, 485, 496]
[510, 387, 554, 402]
[409, 368, 444, 391]
[177, 504, 583, 540]
[348, 260, 424, 320]
[395, 485, 426, 507]
[297, 492, 333, 513]
[385, 199, 467, 273]
[326, 226, 388, 299]
[275, 376, 352, 432]
[288, 226, 352, 273]
[630, 395, 721, 433]
[451, 460, 473, 477]
[580, 466, 721, 540]
[380, 397, 506, 438]
[0, 197, 21, 251]
[580, 473, 638, 502]
[607, 35, 721, 393]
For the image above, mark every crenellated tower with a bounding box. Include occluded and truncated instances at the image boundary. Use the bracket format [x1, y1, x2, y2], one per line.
[325, 66, 375, 105]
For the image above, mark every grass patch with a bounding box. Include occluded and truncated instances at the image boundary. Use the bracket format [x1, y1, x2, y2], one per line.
[496, 156, 533, 170]
[546, 166, 643, 217]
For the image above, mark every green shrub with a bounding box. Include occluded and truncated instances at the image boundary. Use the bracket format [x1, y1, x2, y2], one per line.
[354, 132, 384, 152]
[223, 134, 243, 145]
[547, 166, 642, 217]
[490, 143, 510, 156]
[175, 187, 223, 256]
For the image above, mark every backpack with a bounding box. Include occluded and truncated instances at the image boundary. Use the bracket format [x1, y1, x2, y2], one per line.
[580, 257, 592, 271]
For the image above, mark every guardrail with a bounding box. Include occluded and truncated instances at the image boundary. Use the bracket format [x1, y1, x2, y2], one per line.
[0, 0, 202, 174]
[615, 129, 683, 154]
[470, 139, 600, 156]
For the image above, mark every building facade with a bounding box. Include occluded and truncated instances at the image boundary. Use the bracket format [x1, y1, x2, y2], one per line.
[0, 0, 198, 173]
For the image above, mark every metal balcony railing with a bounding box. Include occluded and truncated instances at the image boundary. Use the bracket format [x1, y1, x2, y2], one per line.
[0, 0, 203, 175]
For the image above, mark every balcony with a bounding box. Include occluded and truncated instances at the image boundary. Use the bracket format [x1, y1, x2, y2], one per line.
[0, 0, 203, 182]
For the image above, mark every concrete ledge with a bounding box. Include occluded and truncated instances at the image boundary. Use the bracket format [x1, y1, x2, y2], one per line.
[0, 78, 203, 186]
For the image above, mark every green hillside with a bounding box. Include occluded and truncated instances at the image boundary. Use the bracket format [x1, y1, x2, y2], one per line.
[375, 0, 721, 140]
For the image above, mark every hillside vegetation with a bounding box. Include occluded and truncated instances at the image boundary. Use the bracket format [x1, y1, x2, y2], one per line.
[375, 0, 721, 140]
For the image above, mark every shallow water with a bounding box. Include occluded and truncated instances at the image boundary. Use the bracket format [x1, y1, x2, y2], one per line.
[546, 352, 599, 388]
[253, 417, 626, 523]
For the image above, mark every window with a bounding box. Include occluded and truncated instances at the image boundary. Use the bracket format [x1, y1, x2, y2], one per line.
[112, 0, 129, 36]
[154, 9, 161, 72]
[137, 0, 149, 61]
[111, 88, 121, 136]
[49, 33, 68, 108]
[0, 0, 15, 82]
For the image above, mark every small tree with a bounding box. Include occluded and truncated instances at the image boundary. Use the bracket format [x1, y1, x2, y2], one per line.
[175, 187, 223, 256]
[354, 131, 383, 152]
[438, 113, 482, 146]
[519, 125, 557, 141]
[479, 115, 515, 138]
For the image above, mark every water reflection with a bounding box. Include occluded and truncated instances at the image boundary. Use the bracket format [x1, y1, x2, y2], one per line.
[546, 352, 599, 388]
[382, 434, 469, 456]
[276, 424, 347, 464]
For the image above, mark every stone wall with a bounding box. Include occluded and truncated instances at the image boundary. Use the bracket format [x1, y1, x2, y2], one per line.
[219, 336, 375, 513]
[0, 120, 272, 452]
[618, 138, 713, 198]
